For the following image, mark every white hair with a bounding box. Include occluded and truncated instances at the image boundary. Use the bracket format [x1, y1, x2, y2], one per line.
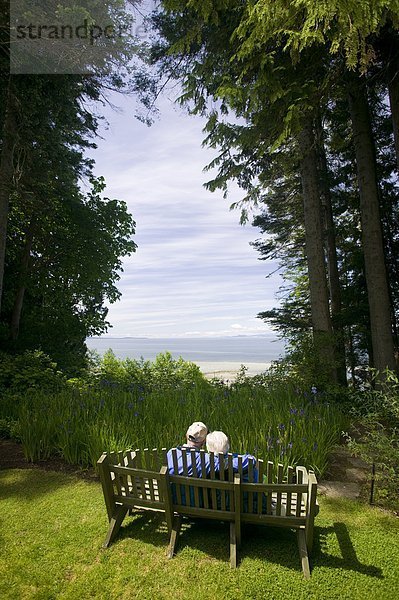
[206, 431, 230, 454]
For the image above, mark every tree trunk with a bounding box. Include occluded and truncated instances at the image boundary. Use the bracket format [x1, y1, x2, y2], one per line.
[347, 73, 397, 375]
[9, 219, 35, 341]
[388, 70, 399, 172]
[314, 111, 347, 385]
[0, 77, 18, 315]
[298, 117, 337, 382]
[385, 34, 399, 172]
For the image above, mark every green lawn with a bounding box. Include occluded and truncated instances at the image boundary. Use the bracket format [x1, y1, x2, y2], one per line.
[1, 469, 398, 600]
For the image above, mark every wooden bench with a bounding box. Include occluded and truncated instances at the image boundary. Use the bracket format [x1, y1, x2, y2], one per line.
[97, 448, 172, 548]
[97, 448, 318, 578]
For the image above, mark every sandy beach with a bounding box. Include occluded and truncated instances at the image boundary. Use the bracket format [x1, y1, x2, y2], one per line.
[196, 361, 271, 380]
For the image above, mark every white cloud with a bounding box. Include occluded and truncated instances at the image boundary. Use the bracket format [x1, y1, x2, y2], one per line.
[90, 93, 282, 337]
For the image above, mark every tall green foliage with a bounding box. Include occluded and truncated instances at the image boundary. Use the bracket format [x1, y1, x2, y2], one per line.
[0, 3, 142, 371]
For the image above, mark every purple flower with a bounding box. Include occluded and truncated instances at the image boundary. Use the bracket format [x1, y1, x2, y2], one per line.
[278, 423, 285, 430]
[288, 442, 293, 449]
[127, 402, 133, 410]
[312, 442, 318, 451]
[134, 411, 139, 417]
[311, 386, 317, 394]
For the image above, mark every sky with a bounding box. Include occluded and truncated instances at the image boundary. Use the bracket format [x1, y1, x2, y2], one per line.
[88, 90, 283, 339]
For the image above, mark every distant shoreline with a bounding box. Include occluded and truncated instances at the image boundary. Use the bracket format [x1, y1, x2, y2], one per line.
[196, 361, 270, 380]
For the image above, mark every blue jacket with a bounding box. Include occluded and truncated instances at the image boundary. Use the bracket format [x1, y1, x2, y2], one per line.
[166, 447, 258, 507]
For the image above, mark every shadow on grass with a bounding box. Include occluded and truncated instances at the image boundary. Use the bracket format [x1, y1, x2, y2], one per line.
[117, 511, 171, 548]
[116, 513, 237, 563]
[116, 513, 383, 579]
[0, 468, 87, 502]
[313, 522, 383, 578]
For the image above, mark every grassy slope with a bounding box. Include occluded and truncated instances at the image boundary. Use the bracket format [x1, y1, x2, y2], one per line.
[0, 469, 398, 600]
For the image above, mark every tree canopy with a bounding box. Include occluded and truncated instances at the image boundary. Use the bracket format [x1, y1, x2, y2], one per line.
[0, 2, 141, 373]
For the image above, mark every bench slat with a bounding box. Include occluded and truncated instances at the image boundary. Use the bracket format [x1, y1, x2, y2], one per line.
[181, 448, 190, 508]
[218, 452, 227, 511]
[170, 475, 235, 490]
[209, 453, 217, 509]
[296, 467, 304, 517]
[172, 505, 236, 520]
[190, 449, 201, 507]
[286, 466, 293, 516]
[171, 449, 182, 505]
[200, 451, 209, 508]
[266, 461, 274, 514]
[276, 463, 284, 516]
[241, 483, 308, 493]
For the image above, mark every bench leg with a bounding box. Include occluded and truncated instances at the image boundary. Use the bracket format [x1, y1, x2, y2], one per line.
[297, 529, 311, 579]
[306, 518, 315, 553]
[167, 515, 182, 559]
[103, 505, 129, 548]
[236, 521, 241, 549]
[230, 522, 238, 569]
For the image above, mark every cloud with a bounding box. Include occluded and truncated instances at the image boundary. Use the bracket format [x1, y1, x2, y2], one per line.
[90, 93, 282, 337]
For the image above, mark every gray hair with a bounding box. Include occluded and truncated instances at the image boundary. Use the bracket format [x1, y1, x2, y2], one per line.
[206, 431, 230, 454]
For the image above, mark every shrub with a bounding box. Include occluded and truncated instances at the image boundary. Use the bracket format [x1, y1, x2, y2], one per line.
[0, 417, 21, 441]
[88, 349, 209, 391]
[343, 369, 399, 511]
[0, 350, 67, 420]
[345, 422, 399, 511]
[0, 350, 66, 395]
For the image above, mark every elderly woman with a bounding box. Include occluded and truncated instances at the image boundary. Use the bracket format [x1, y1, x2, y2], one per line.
[206, 430, 258, 482]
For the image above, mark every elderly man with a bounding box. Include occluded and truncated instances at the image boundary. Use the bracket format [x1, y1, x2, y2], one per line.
[166, 421, 210, 506]
[183, 421, 209, 450]
[167, 421, 209, 477]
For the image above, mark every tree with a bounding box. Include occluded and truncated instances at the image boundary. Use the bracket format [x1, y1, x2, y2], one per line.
[298, 116, 336, 378]
[3, 175, 136, 372]
[0, 3, 143, 370]
[0, 0, 139, 313]
[232, 0, 399, 374]
[347, 72, 396, 373]
[146, 2, 343, 380]
[147, 0, 399, 378]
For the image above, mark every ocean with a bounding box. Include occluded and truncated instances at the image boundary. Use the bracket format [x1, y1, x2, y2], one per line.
[86, 336, 286, 378]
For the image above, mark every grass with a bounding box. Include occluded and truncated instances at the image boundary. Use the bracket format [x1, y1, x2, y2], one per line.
[1, 468, 398, 599]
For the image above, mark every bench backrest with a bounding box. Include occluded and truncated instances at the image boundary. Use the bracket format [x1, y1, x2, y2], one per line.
[167, 448, 240, 518]
[97, 450, 170, 518]
[240, 462, 318, 525]
[98, 448, 317, 524]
